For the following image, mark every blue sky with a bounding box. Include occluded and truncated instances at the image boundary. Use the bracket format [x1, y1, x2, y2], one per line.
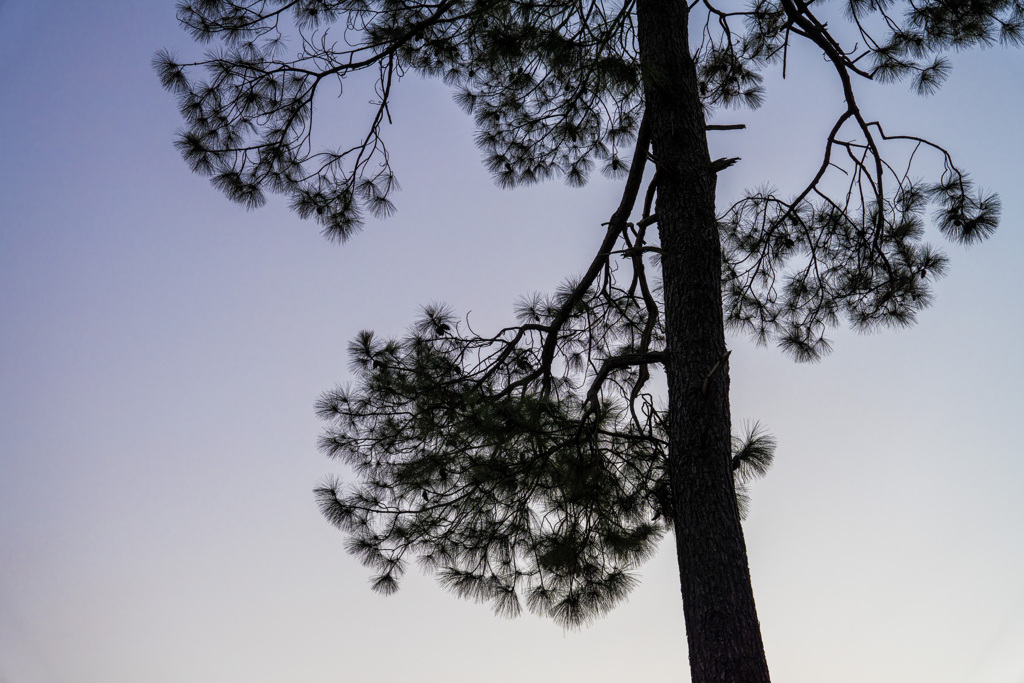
[1, 2, 1022, 682]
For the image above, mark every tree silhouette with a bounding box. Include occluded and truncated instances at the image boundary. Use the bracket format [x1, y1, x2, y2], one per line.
[158, 0, 1015, 679]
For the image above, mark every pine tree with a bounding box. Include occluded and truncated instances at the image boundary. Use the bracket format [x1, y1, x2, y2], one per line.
[158, 0, 1017, 679]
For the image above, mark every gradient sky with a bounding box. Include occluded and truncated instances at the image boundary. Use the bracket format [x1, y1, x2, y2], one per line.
[1, 2, 1023, 682]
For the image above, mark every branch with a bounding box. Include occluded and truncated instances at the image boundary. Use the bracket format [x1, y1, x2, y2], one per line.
[584, 351, 669, 413]
[539, 112, 653, 393]
[701, 350, 731, 395]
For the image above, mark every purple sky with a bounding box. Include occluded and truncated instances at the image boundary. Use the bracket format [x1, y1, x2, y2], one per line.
[2, 2, 1023, 681]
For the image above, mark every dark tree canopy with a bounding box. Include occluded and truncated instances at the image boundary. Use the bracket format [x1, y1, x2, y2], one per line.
[314, 296, 776, 625]
[157, 0, 1008, 357]
[160, 0, 1015, 676]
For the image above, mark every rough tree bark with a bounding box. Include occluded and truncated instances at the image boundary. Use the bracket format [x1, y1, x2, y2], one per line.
[637, 0, 772, 680]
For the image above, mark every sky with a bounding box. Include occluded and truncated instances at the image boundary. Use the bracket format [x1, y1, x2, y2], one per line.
[1, 2, 1022, 682]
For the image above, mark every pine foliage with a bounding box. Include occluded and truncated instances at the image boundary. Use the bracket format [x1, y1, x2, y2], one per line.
[314, 286, 774, 624]
[313, 259, 671, 627]
[157, 0, 1009, 355]
[160, 0, 1014, 626]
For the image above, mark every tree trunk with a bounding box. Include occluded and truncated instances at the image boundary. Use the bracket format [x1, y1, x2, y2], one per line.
[636, 0, 772, 681]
